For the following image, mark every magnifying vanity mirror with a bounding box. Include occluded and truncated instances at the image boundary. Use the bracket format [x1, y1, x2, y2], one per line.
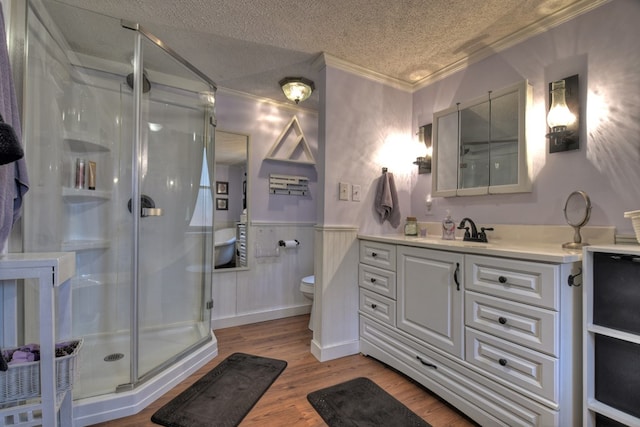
[562, 190, 591, 249]
[214, 130, 249, 270]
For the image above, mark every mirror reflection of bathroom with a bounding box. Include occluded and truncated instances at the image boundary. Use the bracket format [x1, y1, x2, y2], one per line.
[214, 130, 249, 269]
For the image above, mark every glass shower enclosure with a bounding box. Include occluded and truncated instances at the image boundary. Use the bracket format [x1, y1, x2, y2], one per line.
[21, 0, 216, 400]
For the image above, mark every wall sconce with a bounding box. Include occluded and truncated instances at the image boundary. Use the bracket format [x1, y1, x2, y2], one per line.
[413, 124, 432, 174]
[279, 77, 315, 104]
[546, 74, 579, 153]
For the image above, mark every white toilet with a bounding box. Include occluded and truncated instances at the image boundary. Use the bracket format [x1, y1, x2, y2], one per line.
[300, 275, 315, 330]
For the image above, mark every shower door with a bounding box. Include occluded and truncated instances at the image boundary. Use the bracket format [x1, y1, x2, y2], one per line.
[124, 29, 216, 386]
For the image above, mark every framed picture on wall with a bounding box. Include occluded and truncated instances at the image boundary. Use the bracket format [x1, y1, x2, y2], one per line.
[216, 198, 228, 210]
[216, 181, 228, 195]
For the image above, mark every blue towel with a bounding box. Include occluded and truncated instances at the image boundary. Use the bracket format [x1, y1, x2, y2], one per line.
[0, 4, 29, 250]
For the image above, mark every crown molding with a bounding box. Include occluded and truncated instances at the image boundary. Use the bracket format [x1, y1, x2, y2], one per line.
[314, 0, 610, 93]
[314, 53, 413, 93]
[216, 86, 318, 115]
[412, 0, 610, 90]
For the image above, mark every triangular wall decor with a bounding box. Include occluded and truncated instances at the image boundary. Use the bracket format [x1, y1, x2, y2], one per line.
[265, 116, 315, 165]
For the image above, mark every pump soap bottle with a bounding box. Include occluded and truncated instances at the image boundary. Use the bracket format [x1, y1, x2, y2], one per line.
[442, 210, 456, 240]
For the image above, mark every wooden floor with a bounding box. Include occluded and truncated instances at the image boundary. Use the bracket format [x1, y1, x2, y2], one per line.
[91, 315, 478, 426]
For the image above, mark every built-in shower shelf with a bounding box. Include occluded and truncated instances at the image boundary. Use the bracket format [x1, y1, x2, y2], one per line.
[62, 187, 111, 202]
[62, 239, 110, 251]
[64, 131, 111, 152]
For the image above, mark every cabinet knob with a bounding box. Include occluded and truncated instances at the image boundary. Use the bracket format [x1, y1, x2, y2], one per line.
[371, 252, 378, 258]
[499, 358, 508, 366]
[498, 276, 507, 284]
[371, 303, 377, 309]
[370, 278, 377, 283]
[498, 317, 507, 325]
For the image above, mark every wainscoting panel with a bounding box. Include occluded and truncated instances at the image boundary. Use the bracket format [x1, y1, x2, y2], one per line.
[311, 225, 360, 362]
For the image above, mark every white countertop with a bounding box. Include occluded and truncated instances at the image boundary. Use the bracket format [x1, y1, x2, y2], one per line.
[358, 234, 584, 263]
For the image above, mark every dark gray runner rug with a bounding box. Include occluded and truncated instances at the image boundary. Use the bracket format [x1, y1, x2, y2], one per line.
[151, 352, 287, 427]
[308, 377, 431, 427]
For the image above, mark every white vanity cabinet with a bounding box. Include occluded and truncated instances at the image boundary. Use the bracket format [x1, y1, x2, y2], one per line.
[358, 238, 582, 427]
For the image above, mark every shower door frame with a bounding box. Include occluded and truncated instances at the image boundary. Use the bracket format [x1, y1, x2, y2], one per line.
[117, 20, 218, 391]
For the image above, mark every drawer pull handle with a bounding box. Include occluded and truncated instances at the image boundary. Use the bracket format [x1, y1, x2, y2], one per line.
[370, 278, 377, 283]
[371, 303, 377, 309]
[499, 358, 508, 366]
[498, 317, 507, 325]
[498, 276, 507, 284]
[416, 355, 437, 369]
[371, 252, 378, 258]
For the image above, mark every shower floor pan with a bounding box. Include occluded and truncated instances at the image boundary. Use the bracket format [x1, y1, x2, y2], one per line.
[72, 322, 209, 399]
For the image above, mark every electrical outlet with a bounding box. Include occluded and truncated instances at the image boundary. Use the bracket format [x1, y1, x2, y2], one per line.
[339, 182, 350, 201]
[352, 184, 361, 202]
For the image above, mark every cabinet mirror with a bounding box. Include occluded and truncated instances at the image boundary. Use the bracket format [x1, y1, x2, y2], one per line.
[432, 80, 532, 197]
[213, 130, 249, 270]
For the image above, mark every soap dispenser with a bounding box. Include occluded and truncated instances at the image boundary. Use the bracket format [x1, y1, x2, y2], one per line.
[442, 210, 456, 240]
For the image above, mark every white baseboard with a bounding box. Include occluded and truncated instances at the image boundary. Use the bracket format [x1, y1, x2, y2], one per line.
[310, 337, 360, 362]
[212, 304, 311, 330]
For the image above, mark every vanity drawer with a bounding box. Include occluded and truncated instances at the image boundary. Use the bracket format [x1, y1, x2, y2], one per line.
[466, 328, 558, 404]
[465, 255, 559, 310]
[359, 288, 396, 327]
[465, 291, 558, 357]
[360, 240, 396, 271]
[359, 263, 396, 298]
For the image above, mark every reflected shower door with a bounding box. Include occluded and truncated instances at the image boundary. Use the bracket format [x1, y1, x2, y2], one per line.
[133, 35, 215, 382]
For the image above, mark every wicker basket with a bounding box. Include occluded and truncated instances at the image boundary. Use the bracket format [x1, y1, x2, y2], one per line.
[624, 210, 640, 244]
[0, 339, 82, 404]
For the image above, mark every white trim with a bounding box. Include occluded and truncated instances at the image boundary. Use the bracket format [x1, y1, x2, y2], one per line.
[314, 224, 359, 232]
[250, 220, 317, 227]
[314, 0, 611, 93]
[217, 86, 318, 115]
[310, 338, 360, 362]
[212, 305, 311, 330]
[318, 53, 413, 92]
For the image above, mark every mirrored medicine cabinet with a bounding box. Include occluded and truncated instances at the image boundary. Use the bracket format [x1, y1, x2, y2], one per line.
[432, 80, 532, 197]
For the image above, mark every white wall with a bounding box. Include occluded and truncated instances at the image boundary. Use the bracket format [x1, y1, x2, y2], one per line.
[410, 0, 640, 236]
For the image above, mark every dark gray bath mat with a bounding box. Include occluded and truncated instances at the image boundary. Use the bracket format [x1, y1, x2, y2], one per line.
[151, 352, 287, 427]
[307, 377, 431, 426]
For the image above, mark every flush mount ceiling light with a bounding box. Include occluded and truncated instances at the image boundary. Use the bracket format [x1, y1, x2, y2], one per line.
[279, 77, 315, 104]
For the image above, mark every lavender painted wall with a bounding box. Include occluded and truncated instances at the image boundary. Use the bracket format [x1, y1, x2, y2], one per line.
[320, 66, 414, 232]
[410, 0, 640, 235]
[215, 91, 319, 224]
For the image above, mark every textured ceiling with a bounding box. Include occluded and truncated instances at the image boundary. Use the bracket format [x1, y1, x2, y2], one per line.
[53, 0, 608, 110]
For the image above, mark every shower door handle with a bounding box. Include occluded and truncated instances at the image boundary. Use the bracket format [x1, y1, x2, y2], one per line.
[128, 194, 162, 217]
[141, 207, 163, 217]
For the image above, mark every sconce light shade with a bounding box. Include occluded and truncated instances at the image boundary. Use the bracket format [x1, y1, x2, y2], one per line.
[279, 77, 315, 104]
[547, 74, 579, 153]
[414, 124, 432, 174]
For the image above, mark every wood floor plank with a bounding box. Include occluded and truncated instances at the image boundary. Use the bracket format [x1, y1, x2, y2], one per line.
[90, 315, 478, 427]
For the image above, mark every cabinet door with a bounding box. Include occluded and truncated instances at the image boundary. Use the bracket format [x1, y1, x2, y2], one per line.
[432, 106, 459, 197]
[397, 246, 464, 358]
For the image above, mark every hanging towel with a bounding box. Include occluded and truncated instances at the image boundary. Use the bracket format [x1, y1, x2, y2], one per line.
[374, 172, 400, 228]
[0, 4, 29, 250]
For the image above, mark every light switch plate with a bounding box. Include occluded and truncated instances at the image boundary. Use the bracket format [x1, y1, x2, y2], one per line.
[352, 184, 361, 201]
[339, 182, 350, 201]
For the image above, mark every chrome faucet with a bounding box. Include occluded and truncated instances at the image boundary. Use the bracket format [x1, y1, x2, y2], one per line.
[457, 218, 493, 243]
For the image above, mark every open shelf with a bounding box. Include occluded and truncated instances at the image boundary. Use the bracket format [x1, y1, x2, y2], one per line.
[62, 187, 111, 202]
[64, 131, 111, 152]
[61, 239, 111, 251]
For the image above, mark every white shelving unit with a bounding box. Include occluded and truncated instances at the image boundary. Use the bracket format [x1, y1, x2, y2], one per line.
[583, 244, 640, 427]
[0, 252, 76, 427]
